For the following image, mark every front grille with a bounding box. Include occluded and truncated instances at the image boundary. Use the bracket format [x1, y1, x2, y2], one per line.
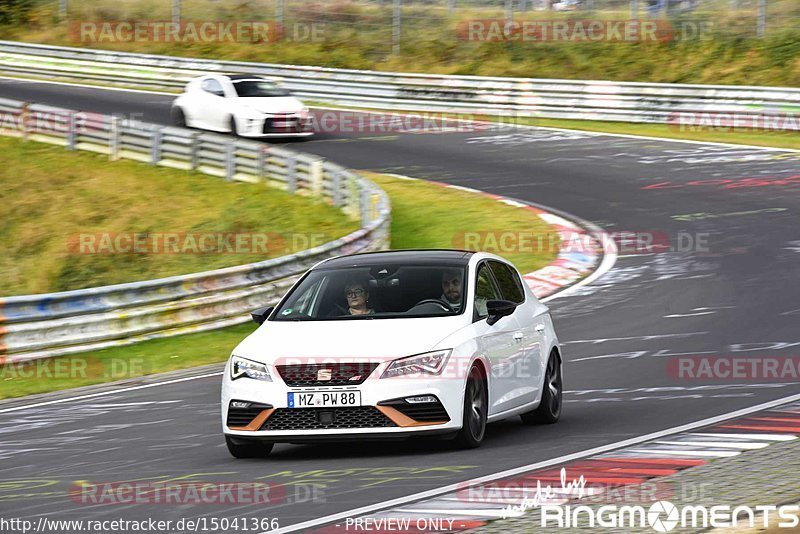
[261, 407, 396, 431]
[226, 401, 272, 428]
[264, 117, 299, 133]
[379, 397, 450, 423]
[276, 363, 379, 387]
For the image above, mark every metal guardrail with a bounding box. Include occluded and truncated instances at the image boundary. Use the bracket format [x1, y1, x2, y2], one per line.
[0, 40, 798, 127]
[0, 97, 391, 364]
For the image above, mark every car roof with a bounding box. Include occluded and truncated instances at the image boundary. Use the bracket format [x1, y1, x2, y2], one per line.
[318, 249, 474, 269]
[226, 74, 267, 81]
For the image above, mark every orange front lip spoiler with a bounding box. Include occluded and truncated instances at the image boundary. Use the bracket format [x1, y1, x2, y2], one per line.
[227, 409, 275, 431]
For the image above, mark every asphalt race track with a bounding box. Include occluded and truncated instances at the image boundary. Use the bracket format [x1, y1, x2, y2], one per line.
[1, 78, 800, 530]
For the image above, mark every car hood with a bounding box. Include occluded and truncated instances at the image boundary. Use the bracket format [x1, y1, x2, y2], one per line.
[233, 316, 467, 364]
[237, 96, 305, 114]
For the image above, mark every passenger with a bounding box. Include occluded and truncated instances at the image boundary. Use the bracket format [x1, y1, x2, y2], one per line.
[344, 278, 374, 316]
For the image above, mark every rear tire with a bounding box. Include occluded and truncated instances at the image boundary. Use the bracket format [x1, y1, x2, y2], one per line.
[454, 364, 487, 449]
[521, 351, 562, 425]
[225, 435, 274, 458]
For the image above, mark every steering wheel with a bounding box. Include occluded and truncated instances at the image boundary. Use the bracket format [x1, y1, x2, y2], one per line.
[413, 299, 454, 312]
[329, 303, 350, 317]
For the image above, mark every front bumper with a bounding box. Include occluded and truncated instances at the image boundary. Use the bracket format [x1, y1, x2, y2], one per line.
[221, 367, 465, 442]
[238, 114, 315, 138]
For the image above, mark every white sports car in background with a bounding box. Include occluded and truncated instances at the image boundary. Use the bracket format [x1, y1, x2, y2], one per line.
[222, 250, 563, 458]
[171, 74, 314, 137]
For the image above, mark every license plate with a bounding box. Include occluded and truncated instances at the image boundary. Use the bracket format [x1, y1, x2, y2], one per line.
[287, 391, 361, 408]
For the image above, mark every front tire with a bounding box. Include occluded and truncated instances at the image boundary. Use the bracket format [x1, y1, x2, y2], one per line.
[228, 116, 239, 136]
[225, 435, 274, 458]
[521, 351, 562, 425]
[171, 107, 187, 128]
[454, 364, 487, 449]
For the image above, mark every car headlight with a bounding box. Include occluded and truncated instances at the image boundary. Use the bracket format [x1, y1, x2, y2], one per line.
[230, 355, 272, 381]
[380, 350, 452, 379]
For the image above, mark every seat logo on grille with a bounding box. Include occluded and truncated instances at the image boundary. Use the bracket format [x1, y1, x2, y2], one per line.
[317, 369, 333, 381]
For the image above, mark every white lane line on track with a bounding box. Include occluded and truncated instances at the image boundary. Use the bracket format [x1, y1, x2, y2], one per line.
[690, 433, 797, 441]
[564, 332, 709, 345]
[268, 391, 800, 534]
[622, 449, 742, 458]
[0, 372, 222, 414]
[653, 440, 769, 449]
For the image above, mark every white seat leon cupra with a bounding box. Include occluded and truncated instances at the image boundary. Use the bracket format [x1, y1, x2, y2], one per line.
[221, 250, 562, 458]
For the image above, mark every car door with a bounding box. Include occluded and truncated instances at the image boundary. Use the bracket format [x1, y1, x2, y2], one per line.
[471, 261, 526, 416]
[489, 260, 544, 406]
[197, 77, 230, 131]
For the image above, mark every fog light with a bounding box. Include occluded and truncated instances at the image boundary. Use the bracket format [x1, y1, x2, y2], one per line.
[230, 401, 251, 409]
[405, 395, 437, 404]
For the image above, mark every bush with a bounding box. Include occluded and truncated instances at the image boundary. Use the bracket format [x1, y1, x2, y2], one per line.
[0, 0, 35, 26]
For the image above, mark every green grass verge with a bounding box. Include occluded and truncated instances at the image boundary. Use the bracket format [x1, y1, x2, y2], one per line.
[0, 136, 358, 295]
[0, 173, 559, 399]
[366, 172, 556, 274]
[5, 0, 798, 86]
[0, 324, 253, 398]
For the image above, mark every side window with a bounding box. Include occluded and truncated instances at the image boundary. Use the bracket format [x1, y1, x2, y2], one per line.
[201, 78, 225, 97]
[474, 263, 501, 318]
[489, 261, 525, 304]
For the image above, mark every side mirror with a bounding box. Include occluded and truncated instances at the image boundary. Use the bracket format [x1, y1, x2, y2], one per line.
[486, 300, 517, 326]
[251, 306, 274, 325]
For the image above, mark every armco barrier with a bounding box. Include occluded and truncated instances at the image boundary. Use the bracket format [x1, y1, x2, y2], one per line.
[0, 40, 798, 127]
[0, 97, 390, 363]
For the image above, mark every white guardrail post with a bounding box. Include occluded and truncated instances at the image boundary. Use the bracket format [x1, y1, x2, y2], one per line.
[66, 111, 77, 150]
[225, 140, 236, 180]
[286, 154, 297, 193]
[0, 95, 391, 364]
[109, 115, 121, 160]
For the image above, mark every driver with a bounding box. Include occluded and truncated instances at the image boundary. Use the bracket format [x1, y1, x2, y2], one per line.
[440, 268, 464, 312]
[344, 277, 374, 316]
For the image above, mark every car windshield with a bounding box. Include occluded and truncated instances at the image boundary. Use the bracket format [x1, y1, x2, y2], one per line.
[272, 263, 468, 321]
[233, 80, 291, 98]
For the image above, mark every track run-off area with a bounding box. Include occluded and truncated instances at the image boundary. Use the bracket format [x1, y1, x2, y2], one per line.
[1, 78, 799, 531]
